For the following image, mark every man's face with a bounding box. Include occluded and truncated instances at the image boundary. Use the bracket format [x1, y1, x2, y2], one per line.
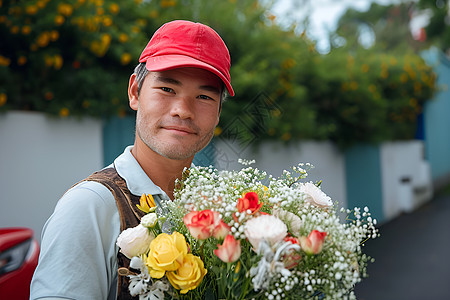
[130, 67, 222, 160]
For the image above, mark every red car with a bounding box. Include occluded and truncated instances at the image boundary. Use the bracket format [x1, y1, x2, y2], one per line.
[0, 227, 40, 300]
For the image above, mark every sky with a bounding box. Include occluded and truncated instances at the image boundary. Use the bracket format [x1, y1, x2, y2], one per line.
[271, 0, 408, 53]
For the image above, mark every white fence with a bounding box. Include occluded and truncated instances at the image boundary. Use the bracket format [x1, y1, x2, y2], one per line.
[380, 141, 433, 220]
[0, 111, 435, 242]
[213, 139, 347, 208]
[0, 111, 103, 242]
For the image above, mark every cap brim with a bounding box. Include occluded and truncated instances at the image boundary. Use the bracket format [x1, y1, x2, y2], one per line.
[144, 55, 234, 96]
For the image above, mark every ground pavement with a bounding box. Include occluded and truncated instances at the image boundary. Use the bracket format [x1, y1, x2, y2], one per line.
[354, 187, 450, 300]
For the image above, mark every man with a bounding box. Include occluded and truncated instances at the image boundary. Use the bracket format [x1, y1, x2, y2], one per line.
[30, 20, 234, 300]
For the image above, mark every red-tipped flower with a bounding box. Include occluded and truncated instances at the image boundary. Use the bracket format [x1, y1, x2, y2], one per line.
[299, 230, 327, 255]
[214, 234, 241, 263]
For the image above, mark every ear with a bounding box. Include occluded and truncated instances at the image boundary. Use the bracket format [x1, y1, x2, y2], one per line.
[128, 74, 139, 111]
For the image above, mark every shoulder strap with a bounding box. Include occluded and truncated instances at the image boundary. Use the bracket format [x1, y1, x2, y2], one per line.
[81, 167, 145, 300]
[83, 167, 145, 230]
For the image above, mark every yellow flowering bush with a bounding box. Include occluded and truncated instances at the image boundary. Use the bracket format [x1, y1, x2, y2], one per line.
[0, 0, 437, 146]
[303, 49, 437, 147]
[0, 0, 159, 117]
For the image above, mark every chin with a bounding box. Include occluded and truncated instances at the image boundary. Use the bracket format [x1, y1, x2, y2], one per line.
[159, 149, 197, 160]
[141, 131, 213, 159]
[149, 142, 198, 160]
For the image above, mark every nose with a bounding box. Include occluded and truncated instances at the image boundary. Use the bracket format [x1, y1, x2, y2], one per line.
[170, 96, 194, 120]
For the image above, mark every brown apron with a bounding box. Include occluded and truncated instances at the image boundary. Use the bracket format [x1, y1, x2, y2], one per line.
[83, 167, 146, 300]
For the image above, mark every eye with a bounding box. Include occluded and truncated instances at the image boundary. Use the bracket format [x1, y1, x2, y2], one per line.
[161, 87, 174, 93]
[198, 94, 215, 101]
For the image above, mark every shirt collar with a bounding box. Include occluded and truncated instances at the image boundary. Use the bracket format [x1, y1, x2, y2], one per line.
[113, 146, 167, 197]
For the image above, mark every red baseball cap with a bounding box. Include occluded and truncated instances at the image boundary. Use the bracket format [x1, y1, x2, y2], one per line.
[139, 20, 234, 96]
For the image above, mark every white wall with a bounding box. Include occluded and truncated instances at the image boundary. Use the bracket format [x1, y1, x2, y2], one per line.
[0, 111, 103, 242]
[1, 111, 433, 241]
[380, 141, 433, 220]
[214, 139, 347, 207]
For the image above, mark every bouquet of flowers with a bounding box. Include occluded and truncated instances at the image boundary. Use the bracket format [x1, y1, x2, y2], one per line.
[116, 161, 378, 299]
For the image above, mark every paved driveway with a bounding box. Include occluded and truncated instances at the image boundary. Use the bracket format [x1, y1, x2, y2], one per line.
[354, 190, 450, 300]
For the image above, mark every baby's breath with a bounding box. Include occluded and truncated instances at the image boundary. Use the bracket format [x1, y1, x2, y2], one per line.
[169, 161, 378, 299]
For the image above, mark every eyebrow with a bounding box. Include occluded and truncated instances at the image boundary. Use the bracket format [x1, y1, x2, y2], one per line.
[155, 76, 181, 86]
[155, 75, 221, 95]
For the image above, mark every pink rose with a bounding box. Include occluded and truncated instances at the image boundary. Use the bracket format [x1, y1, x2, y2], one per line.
[299, 230, 327, 255]
[212, 220, 231, 239]
[183, 210, 221, 240]
[237, 192, 263, 214]
[214, 234, 241, 263]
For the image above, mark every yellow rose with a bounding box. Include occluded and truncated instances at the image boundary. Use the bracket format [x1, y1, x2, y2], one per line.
[167, 254, 207, 294]
[146, 232, 187, 279]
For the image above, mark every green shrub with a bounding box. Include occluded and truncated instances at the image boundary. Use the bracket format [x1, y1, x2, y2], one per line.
[0, 0, 437, 147]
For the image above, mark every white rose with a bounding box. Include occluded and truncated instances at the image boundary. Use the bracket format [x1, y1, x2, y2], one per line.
[300, 182, 333, 208]
[244, 215, 287, 251]
[141, 213, 158, 228]
[116, 224, 154, 258]
[273, 208, 302, 237]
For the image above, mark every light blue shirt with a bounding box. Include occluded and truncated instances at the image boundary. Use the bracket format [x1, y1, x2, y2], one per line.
[30, 146, 171, 300]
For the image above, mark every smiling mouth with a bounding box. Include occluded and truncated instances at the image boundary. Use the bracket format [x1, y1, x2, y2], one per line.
[163, 126, 196, 135]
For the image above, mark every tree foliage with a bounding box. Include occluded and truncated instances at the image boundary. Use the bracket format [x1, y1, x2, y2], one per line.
[418, 0, 450, 54]
[0, 0, 437, 147]
[333, 2, 424, 52]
